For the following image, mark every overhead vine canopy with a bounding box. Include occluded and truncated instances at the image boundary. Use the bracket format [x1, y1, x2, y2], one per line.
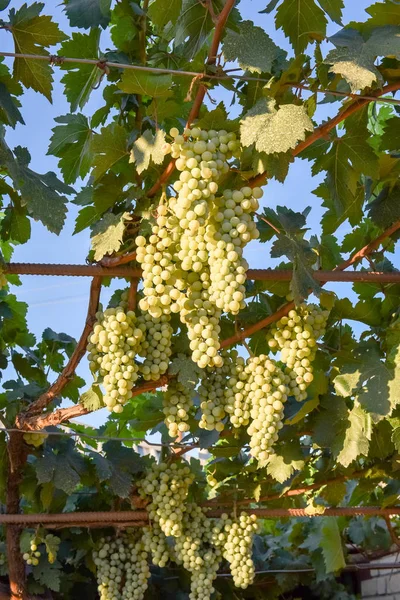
[0, 0, 400, 599]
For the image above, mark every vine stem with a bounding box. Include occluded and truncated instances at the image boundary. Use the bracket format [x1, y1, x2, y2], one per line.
[16, 277, 102, 425]
[128, 278, 139, 311]
[147, 0, 236, 198]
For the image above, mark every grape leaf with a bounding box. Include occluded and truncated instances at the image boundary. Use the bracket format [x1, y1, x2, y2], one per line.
[0, 138, 71, 234]
[326, 26, 400, 91]
[33, 559, 61, 592]
[90, 212, 126, 261]
[318, 0, 344, 23]
[241, 98, 313, 155]
[80, 385, 104, 411]
[59, 29, 102, 112]
[0, 82, 24, 128]
[90, 451, 112, 482]
[9, 2, 67, 100]
[271, 234, 319, 303]
[366, 0, 400, 28]
[148, 0, 182, 29]
[48, 114, 94, 184]
[275, 0, 327, 54]
[174, 0, 222, 59]
[320, 518, 346, 573]
[380, 116, 400, 152]
[266, 440, 305, 482]
[130, 129, 166, 175]
[43, 535, 60, 564]
[222, 20, 285, 74]
[91, 123, 129, 181]
[368, 184, 400, 229]
[73, 206, 104, 234]
[169, 355, 203, 390]
[333, 342, 400, 421]
[1, 206, 31, 244]
[64, 0, 111, 29]
[118, 70, 172, 97]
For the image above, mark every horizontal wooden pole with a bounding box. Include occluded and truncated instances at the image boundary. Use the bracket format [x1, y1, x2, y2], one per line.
[3, 262, 400, 282]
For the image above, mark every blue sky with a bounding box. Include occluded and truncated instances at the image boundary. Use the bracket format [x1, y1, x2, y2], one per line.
[0, 0, 388, 426]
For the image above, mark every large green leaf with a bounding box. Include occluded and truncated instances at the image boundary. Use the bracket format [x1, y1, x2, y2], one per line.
[91, 122, 129, 181]
[318, 0, 344, 23]
[241, 98, 313, 155]
[174, 0, 221, 59]
[64, 0, 111, 29]
[320, 518, 346, 573]
[9, 3, 66, 100]
[366, 0, 400, 27]
[222, 20, 285, 74]
[48, 113, 94, 184]
[266, 439, 305, 482]
[326, 26, 400, 91]
[148, 0, 182, 29]
[118, 70, 172, 97]
[368, 184, 400, 229]
[59, 29, 102, 112]
[0, 139, 71, 234]
[275, 0, 327, 54]
[130, 129, 166, 175]
[0, 81, 24, 128]
[380, 116, 400, 152]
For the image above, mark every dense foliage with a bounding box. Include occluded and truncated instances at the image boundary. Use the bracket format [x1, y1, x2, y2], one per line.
[0, 0, 400, 598]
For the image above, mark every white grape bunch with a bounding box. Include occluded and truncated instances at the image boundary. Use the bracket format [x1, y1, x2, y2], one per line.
[22, 537, 41, 567]
[173, 503, 222, 600]
[23, 432, 48, 447]
[136, 310, 173, 381]
[213, 512, 258, 589]
[244, 355, 289, 466]
[223, 354, 250, 429]
[142, 521, 170, 567]
[198, 350, 242, 432]
[266, 303, 330, 402]
[87, 304, 143, 413]
[138, 461, 194, 537]
[93, 533, 150, 600]
[163, 378, 193, 437]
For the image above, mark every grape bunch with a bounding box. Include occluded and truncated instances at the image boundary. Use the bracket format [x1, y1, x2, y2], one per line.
[93, 534, 150, 600]
[163, 378, 193, 437]
[136, 311, 173, 381]
[244, 355, 288, 466]
[142, 521, 170, 567]
[198, 350, 243, 432]
[138, 461, 194, 537]
[208, 187, 262, 314]
[22, 538, 41, 566]
[23, 432, 48, 447]
[173, 503, 222, 600]
[224, 355, 250, 428]
[87, 305, 143, 413]
[213, 512, 258, 589]
[266, 303, 330, 402]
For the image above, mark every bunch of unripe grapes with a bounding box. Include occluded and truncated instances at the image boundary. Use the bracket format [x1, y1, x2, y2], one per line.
[138, 461, 194, 537]
[173, 503, 222, 600]
[22, 538, 41, 566]
[208, 186, 262, 314]
[87, 305, 143, 413]
[136, 311, 172, 381]
[198, 350, 241, 432]
[266, 303, 330, 402]
[213, 513, 258, 589]
[224, 355, 250, 428]
[93, 534, 150, 600]
[23, 432, 48, 447]
[163, 379, 193, 437]
[142, 522, 170, 567]
[245, 355, 288, 466]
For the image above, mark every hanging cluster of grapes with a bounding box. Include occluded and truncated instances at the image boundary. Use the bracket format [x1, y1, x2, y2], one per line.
[136, 311, 173, 381]
[266, 303, 330, 402]
[142, 521, 170, 568]
[23, 431, 48, 447]
[163, 378, 193, 437]
[93, 533, 150, 600]
[137, 461, 194, 537]
[22, 537, 41, 567]
[198, 349, 244, 432]
[212, 512, 259, 589]
[87, 304, 143, 413]
[135, 126, 263, 369]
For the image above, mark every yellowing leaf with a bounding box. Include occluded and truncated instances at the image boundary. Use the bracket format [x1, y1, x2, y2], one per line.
[130, 129, 166, 174]
[240, 98, 313, 155]
[91, 213, 126, 261]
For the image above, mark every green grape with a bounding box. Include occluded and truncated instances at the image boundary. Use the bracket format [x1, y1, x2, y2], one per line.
[23, 432, 48, 447]
[142, 522, 170, 567]
[213, 512, 258, 589]
[244, 355, 289, 466]
[93, 533, 150, 600]
[266, 303, 330, 402]
[22, 536, 41, 567]
[163, 379, 193, 437]
[198, 350, 241, 432]
[87, 304, 143, 413]
[136, 310, 173, 381]
[223, 355, 249, 428]
[138, 461, 194, 537]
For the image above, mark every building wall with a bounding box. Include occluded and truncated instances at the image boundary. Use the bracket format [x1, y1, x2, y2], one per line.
[361, 553, 400, 599]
